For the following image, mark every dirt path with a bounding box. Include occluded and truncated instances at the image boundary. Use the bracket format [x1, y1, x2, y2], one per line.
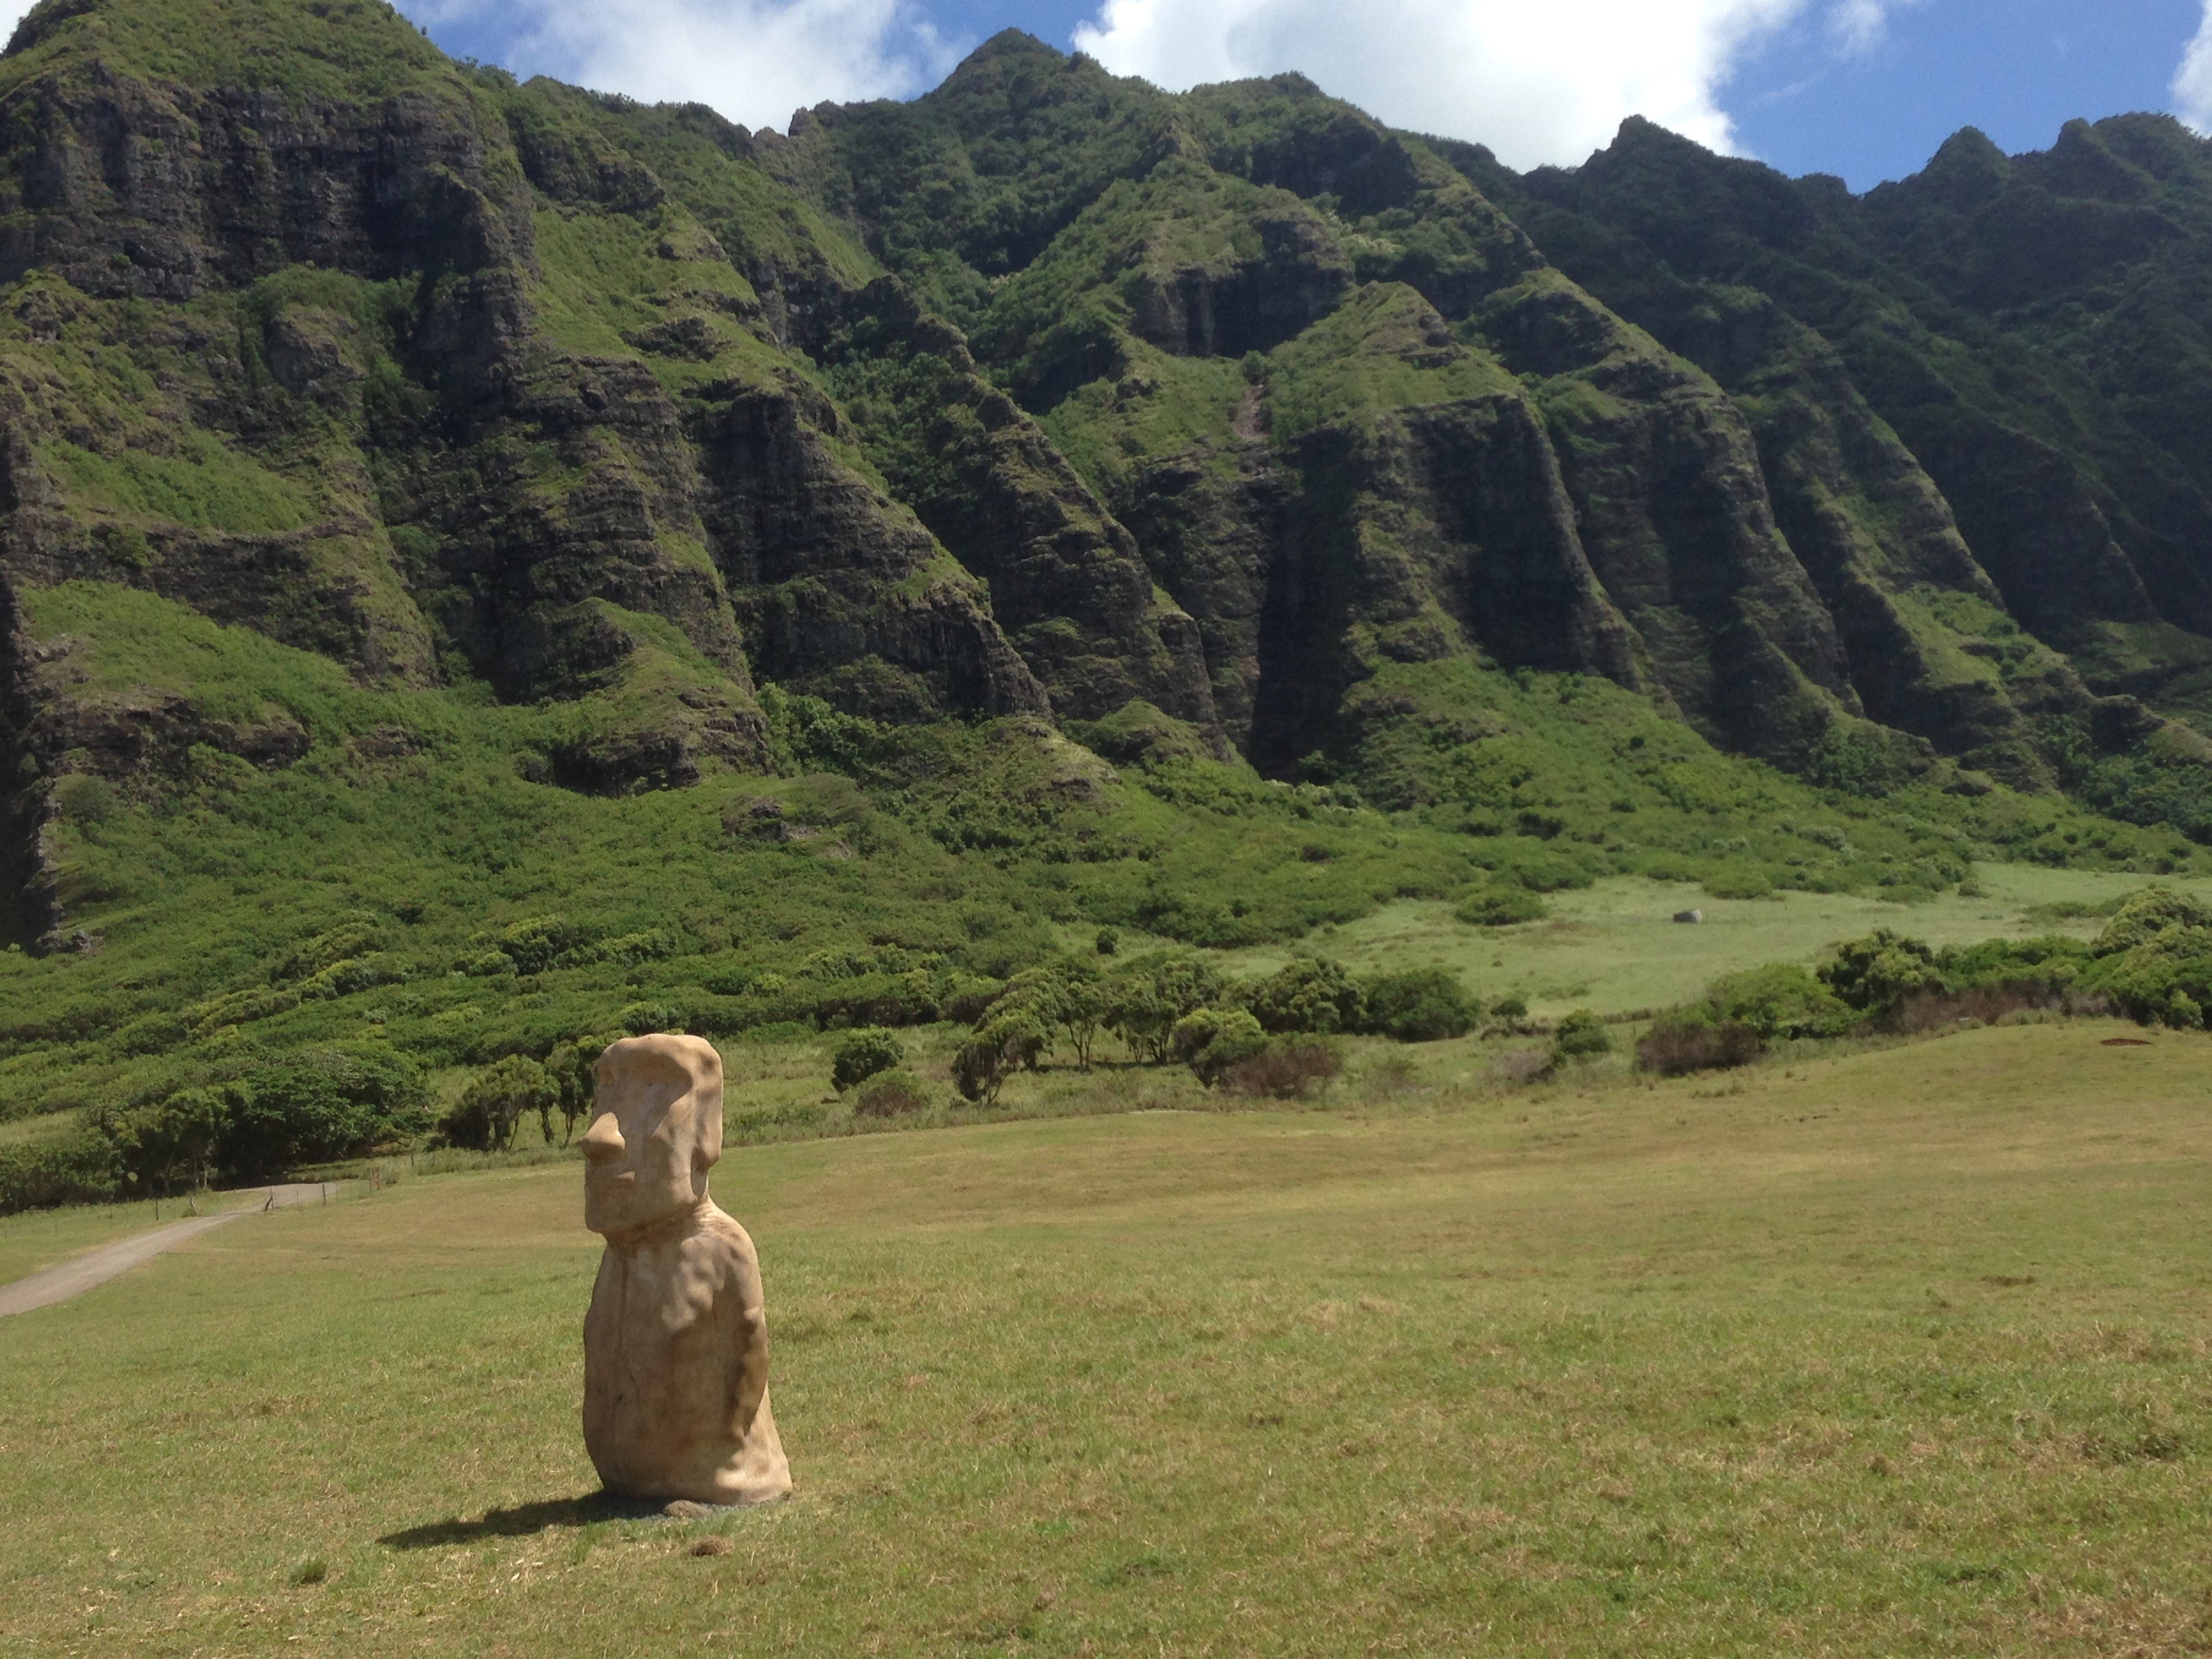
[0, 1183, 343, 1317]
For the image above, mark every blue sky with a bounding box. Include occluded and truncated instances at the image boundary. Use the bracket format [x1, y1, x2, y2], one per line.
[1732, 0, 2209, 184]
[394, 0, 2212, 188]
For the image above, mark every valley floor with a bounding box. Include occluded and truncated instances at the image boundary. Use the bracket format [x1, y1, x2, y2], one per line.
[1, 1021, 2207, 1656]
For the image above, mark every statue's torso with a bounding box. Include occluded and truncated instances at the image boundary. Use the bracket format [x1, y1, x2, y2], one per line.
[583, 1204, 790, 1504]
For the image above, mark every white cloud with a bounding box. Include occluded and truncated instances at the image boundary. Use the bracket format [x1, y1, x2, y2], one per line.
[1826, 0, 1887, 56]
[2177, 1, 2212, 136]
[1827, 0, 1927, 58]
[403, 0, 960, 133]
[1072, 0, 1820, 170]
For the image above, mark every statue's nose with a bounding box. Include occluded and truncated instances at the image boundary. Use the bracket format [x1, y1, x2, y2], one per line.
[581, 1112, 626, 1164]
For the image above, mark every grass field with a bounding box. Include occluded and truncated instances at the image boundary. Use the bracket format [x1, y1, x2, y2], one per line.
[1224, 866, 2212, 1016]
[2, 1020, 2209, 1656]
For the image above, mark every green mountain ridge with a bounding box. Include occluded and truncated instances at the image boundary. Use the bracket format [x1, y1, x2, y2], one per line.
[2, 0, 2211, 1183]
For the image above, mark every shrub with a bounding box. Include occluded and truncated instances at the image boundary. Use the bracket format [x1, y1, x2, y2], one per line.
[1095, 927, 1120, 956]
[855, 1069, 932, 1118]
[1490, 995, 1529, 1021]
[1494, 1046, 1554, 1085]
[1820, 930, 1946, 1012]
[617, 1001, 674, 1036]
[1636, 1017, 1765, 1076]
[1551, 1008, 1612, 1065]
[1704, 964, 1851, 1039]
[1245, 957, 1365, 1035]
[1891, 983, 2076, 1033]
[275, 916, 384, 981]
[1217, 1036, 1343, 1099]
[832, 1028, 905, 1092]
[1454, 886, 1547, 926]
[0, 1130, 118, 1216]
[188, 984, 304, 1036]
[489, 916, 595, 974]
[1169, 1007, 1225, 1065]
[2091, 887, 2212, 954]
[52, 773, 115, 825]
[1360, 968, 1478, 1042]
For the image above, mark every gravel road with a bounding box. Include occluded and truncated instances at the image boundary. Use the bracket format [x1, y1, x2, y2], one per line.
[0, 1183, 344, 1317]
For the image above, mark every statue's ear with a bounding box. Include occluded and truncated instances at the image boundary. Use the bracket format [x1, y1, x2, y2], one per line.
[691, 1087, 724, 1173]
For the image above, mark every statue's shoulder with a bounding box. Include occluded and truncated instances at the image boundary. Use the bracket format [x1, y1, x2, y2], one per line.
[687, 1204, 760, 1271]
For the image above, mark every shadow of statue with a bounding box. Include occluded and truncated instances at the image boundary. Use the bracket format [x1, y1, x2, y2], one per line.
[379, 1492, 669, 1549]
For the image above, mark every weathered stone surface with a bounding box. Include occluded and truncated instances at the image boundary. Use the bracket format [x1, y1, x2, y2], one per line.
[581, 1034, 792, 1508]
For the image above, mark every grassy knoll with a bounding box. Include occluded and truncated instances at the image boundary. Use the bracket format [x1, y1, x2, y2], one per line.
[2, 1022, 2208, 1656]
[1225, 866, 2212, 1017]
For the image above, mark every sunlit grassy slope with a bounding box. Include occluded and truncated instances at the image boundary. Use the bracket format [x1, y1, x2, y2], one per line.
[2, 1021, 2207, 1656]
[1224, 865, 2212, 1016]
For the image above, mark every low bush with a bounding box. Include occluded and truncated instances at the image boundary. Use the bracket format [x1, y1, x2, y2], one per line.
[1889, 983, 2104, 1034]
[1494, 1046, 1553, 1084]
[1217, 1036, 1343, 1099]
[1820, 930, 1946, 1012]
[1551, 1008, 1612, 1065]
[1454, 886, 1547, 926]
[1704, 964, 1851, 1040]
[1637, 1017, 1765, 1076]
[832, 1028, 905, 1092]
[854, 1069, 931, 1118]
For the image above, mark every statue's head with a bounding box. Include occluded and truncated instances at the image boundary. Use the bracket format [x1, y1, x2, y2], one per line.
[582, 1033, 724, 1238]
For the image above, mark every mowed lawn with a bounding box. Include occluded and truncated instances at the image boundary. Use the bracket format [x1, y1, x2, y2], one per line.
[1, 1024, 2209, 1656]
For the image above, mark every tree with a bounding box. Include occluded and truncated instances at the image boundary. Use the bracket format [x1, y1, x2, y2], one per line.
[954, 1011, 1048, 1107]
[544, 1039, 605, 1146]
[1359, 969, 1478, 1042]
[222, 1046, 433, 1180]
[1178, 1009, 1267, 1088]
[114, 1087, 233, 1195]
[1002, 958, 1105, 1070]
[1105, 954, 1223, 1062]
[443, 1055, 556, 1153]
[1246, 957, 1366, 1035]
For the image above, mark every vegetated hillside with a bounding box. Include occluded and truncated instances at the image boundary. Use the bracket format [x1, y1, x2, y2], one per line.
[0, 0, 2208, 1177]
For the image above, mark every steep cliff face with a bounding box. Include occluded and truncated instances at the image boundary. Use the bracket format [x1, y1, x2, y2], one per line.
[0, 0, 1113, 861]
[1494, 116, 2212, 712]
[5, 3, 2212, 954]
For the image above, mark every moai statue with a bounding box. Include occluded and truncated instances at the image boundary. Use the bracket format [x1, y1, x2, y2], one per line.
[581, 1033, 792, 1505]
